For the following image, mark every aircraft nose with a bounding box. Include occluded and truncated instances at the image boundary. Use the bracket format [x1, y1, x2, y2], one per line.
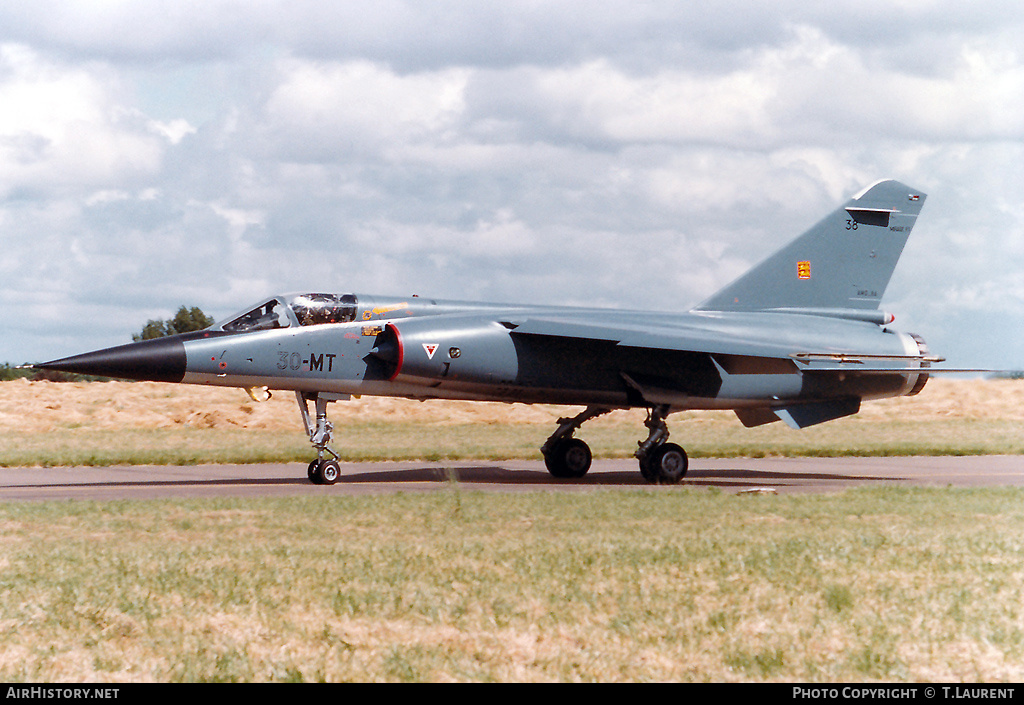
[34, 336, 187, 383]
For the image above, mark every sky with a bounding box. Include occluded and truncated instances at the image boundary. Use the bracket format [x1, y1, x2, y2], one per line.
[1, 1, 1022, 370]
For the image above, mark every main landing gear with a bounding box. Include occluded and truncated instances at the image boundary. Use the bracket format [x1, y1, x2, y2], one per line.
[540, 403, 688, 484]
[297, 391, 347, 485]
[635, 405, 689, 484]
[541, 406, 609, 478]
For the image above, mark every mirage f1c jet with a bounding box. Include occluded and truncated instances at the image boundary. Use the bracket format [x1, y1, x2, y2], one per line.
[36, 179, 970, 484]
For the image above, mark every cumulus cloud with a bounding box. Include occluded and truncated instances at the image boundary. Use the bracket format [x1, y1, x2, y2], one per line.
[0, 45, 167, 199]
[258, 58, 469, 160]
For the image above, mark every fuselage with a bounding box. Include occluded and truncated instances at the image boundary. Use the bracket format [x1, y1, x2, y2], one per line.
[173, 291, 928, 411]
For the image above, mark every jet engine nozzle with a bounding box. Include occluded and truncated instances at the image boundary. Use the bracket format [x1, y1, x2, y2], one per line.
[905, 333, 931, 396]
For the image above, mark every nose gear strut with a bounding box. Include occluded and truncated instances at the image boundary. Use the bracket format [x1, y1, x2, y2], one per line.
[297, 391, 348, 484]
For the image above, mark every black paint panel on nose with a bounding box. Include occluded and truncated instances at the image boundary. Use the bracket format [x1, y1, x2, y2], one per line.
[35, 336, 188, 383]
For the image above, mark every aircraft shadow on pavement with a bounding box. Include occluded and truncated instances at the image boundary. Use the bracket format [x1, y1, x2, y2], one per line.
[6, 465, 905, 496]
[338, 465, 904, 489]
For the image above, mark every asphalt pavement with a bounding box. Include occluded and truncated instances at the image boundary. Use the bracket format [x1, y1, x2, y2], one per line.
[0, 456, 1021, 501]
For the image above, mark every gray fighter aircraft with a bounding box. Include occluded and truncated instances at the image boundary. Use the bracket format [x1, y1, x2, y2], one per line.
[35, 179, 969, 484]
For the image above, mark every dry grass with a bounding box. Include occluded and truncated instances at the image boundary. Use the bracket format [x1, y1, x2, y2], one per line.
[3, 377, 1022, 434]
[0, 378, 1021, 467]
[0, 378, 571, 432]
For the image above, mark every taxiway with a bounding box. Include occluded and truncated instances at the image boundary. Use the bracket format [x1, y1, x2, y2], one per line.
[0, 456, 1021, 501]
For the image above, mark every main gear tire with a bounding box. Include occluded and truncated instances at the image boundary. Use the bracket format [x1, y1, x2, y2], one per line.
[639, 443, 688, 484]
[543, 438, 593, 479]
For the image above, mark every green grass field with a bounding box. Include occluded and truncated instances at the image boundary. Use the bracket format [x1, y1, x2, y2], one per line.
[1, 488, 1022, 682]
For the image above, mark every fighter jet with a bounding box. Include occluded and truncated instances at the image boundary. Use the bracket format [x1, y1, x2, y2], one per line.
[35, 179, 971, 484]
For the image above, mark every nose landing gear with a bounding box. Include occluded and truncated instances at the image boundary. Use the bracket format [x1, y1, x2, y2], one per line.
[297, 391, 348, 485]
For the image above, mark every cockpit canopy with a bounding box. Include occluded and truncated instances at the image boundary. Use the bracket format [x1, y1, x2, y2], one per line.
[218, 293, 358, 333]
[289, 293, 358, 326]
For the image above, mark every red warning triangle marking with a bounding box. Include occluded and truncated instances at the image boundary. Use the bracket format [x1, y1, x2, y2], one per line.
[423, 343, 439, 360]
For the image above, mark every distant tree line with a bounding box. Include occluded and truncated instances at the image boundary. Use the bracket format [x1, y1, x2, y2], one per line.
[132, 306, 214, 341]
[0, 363, 112, 383]
[0, 364, 34, 381]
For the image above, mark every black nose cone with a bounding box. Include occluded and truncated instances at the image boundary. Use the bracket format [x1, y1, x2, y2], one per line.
[35, 336, 187, 383]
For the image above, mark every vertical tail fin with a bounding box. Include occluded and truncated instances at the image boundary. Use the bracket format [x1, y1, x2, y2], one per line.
[694, 179, 926, 313]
